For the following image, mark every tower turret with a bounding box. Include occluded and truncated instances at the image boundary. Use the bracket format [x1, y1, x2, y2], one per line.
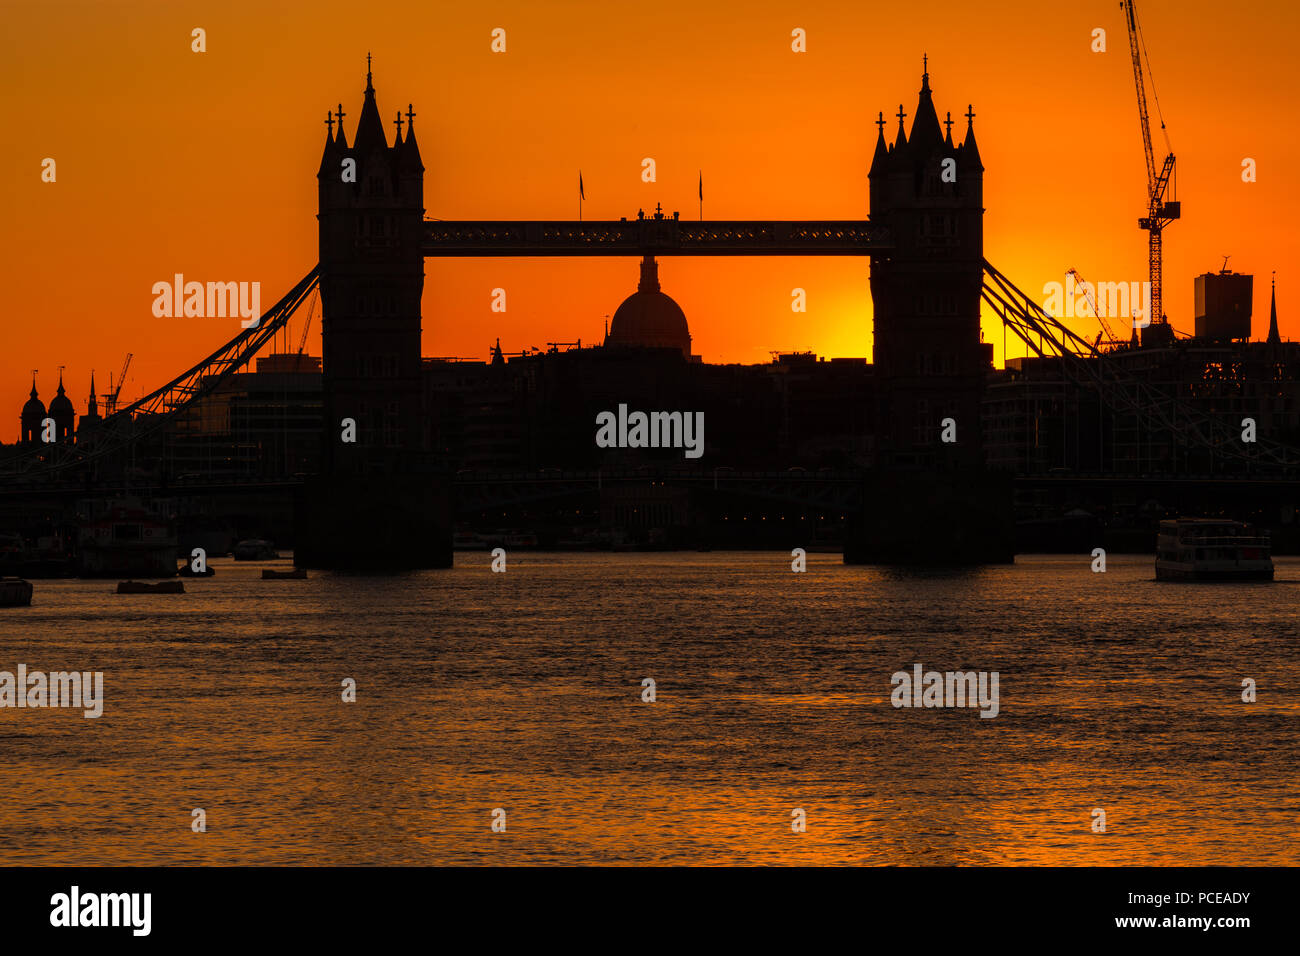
[907, 61, 945, 157]
[317, 57, 426, 477]
[351, 56, 389, 155]
[20, 376, 45, 446]
[48, 370, 76, 441]
[868, 62, 985, 470]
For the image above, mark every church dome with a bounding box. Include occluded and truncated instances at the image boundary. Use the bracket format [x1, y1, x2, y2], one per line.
[49, 376, 75, 421]
[605, 255, 691, 358]
[21, 380, 45, 425]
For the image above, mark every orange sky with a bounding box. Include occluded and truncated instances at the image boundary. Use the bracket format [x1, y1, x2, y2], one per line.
[2, 0, 1297, 441]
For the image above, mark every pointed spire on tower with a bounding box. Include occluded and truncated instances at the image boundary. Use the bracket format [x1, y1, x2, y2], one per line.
[908, 57, 943, 155]
[334, 102, 349, 149]
[894, 104, 908, 150]
[960, 103, 983, 171]
[353, 55, 388, 152]
[870, 110, 890, 176]
[401, 103, 423, 170]
[318, 107, 343, 176]
[1268, 272, 1281, 345]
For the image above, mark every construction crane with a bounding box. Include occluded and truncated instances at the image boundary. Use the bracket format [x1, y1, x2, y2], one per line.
[106, 353, 132, 415]
[1122, 0, 1180, 342]
[296, 291, 317, 356]
[1065, 268, 1120, 350]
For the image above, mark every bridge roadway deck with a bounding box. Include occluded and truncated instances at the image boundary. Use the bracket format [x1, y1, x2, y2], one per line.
[421, 220, 891, 256]
[0, 470, 1293, 506]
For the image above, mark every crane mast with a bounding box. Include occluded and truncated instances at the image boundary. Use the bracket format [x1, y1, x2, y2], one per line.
[1122, 0, 1180, 344]
[1066, 268, 1120, 350]
[107, 353, 132, 415]
[296, 291, 317, 356]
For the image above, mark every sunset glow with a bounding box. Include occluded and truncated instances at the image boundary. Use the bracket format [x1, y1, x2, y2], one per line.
[2, 0, 1297, 439]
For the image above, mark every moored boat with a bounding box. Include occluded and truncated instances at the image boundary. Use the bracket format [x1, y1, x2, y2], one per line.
[0, 578, 33, 607]
[117, 580, 185, 594]
[1155, 518, 1274, 581]
[234, 539, 279, 560]
[261, 568, 307, 579]
[78, 497, 179, 578]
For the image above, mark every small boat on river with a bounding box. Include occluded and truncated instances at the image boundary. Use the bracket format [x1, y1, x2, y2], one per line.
[0, 578, 33, 607]
[262, 568, 307, 579]
[117, 580, 186, 594]
[1156, 518, 1274, 582]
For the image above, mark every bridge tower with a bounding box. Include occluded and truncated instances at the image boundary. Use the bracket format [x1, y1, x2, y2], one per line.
[299, 60, 451, 569]
[868, 63, 986, 469]
[317, 61, 426, 475]
[851, 64, 1012, 563]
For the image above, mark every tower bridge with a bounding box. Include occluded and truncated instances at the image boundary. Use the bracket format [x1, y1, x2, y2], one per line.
[4, 59, 1296, 567]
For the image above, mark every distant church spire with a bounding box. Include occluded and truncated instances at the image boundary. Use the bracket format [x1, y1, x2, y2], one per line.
[1268, 272, 1281, 345]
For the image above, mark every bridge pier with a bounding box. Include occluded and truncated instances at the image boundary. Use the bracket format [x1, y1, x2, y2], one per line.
[845, 469, 1014, 565]
[294, 474, 452, 570]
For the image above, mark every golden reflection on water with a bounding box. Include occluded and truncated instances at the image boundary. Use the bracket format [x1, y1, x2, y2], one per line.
[0, 553, 1296, 865]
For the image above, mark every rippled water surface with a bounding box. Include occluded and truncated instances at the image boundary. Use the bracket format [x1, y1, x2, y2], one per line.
[0, 552, 1296, 865]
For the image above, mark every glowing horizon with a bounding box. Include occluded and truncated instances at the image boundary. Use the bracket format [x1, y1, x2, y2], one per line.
[3, 0, 1297, 440]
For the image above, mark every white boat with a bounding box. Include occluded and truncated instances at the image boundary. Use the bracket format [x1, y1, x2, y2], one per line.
[1156, 518, 1273, 581]
[77, 497, 179, 579]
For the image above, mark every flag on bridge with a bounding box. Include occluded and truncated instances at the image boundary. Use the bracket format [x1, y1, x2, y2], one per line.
[579, 172, 585, 200]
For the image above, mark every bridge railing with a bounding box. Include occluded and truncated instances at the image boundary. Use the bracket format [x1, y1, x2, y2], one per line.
[421, 219, 891, 256]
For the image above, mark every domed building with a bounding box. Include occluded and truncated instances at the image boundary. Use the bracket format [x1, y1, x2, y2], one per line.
[20, 376, 45, 446]
[48, 371, 76, 441]
[604, 254, 693, 359]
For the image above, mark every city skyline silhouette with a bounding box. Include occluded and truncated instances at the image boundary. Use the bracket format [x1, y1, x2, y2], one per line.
[2, 0, 1296, 441]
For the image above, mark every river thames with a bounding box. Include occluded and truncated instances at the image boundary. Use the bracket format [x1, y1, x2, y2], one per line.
[0, 552, 1295, 865]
